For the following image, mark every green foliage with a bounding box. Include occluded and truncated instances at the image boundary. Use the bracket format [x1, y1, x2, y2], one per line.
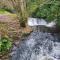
[0, 36, 12, 54]
[26, 0, 46, 16]
[32, 0, 60, 25]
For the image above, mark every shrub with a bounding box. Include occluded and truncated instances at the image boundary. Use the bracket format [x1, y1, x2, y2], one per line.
[0, 36, 12, 54]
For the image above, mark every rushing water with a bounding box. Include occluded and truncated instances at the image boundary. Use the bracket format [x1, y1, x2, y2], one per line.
[11, 31, 60, 60]
[28, 18, 47, 26]
[28, 18, 56, 27]
[11, 18, 60, 60]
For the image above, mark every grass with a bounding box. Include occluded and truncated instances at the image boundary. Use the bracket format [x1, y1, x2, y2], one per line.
[0, 9, 10, 14]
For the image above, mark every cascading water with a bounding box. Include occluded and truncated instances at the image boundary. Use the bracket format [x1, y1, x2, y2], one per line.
[11, 18, 60, 60]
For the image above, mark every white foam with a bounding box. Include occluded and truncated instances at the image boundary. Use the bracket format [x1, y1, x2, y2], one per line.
[28, 17, 56, 28]
[28, 18, 47, 26]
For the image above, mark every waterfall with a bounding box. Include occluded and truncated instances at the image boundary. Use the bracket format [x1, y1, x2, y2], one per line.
[11, 18, 60, 60]
[27, 17, 56, 27]
[27, 18, 47, 26]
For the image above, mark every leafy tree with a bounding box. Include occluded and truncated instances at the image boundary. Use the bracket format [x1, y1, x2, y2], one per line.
[32, 0, 60, 26]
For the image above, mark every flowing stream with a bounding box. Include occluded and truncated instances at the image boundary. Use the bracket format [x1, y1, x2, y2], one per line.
[11, 18, 60, 60]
